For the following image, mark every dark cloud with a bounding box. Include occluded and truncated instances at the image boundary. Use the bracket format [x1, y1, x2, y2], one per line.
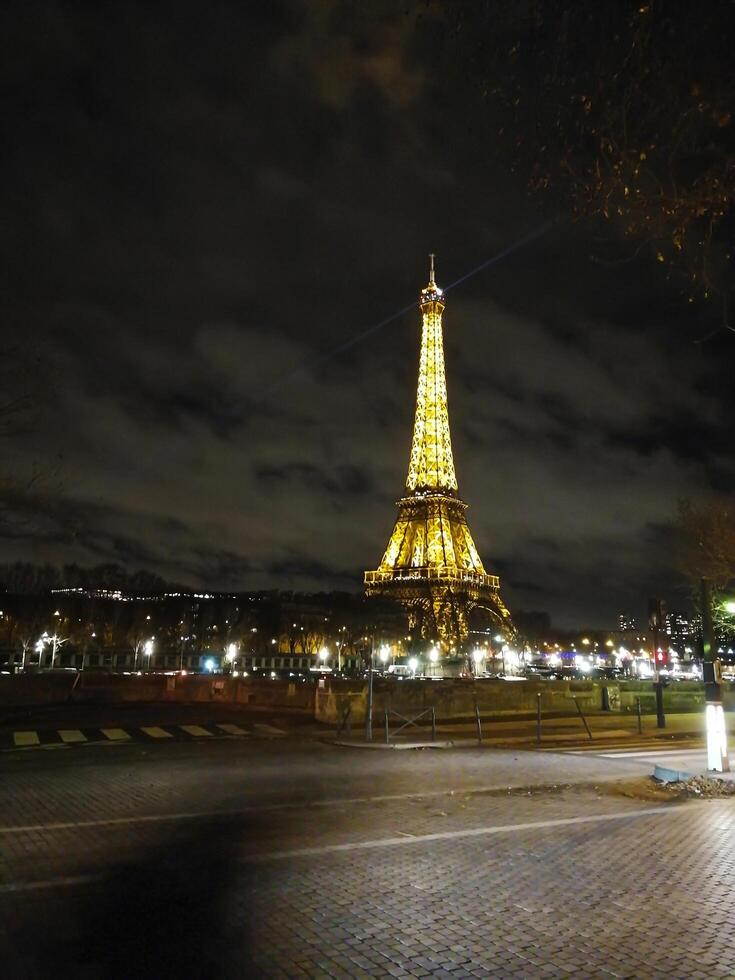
[0, 1, 732, 628]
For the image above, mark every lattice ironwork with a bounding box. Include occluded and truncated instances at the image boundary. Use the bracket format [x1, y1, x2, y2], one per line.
[364, 258, 514, 647]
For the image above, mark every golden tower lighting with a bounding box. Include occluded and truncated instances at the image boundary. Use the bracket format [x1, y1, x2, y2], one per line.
[364, 256, 513, 649]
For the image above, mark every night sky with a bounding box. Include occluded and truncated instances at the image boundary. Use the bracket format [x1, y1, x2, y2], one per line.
[2, 2, 733, 628]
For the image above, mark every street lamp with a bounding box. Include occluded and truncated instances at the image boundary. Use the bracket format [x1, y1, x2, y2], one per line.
[379, 645, 390, 668]
[319, 646, 329, 666]
[408, 656, 418, 676]
[472, 648, 484, 675]
[226, 642, 238, 672]
[143, 639, 154, 671]
[35, 638, 45, 669]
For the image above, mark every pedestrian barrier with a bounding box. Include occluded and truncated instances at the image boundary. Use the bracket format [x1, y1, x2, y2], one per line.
[382, 705, 436, 744]
[335, 702, 352, 738]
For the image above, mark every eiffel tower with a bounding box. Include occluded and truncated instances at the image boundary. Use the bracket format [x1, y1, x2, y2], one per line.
[364, 256, 513, 649]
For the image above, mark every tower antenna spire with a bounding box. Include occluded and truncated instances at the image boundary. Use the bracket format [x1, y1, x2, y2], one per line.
[429, 252, 436, 284]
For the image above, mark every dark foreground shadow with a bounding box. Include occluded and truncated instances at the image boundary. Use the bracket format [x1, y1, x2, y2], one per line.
[7, 817, 261, 980]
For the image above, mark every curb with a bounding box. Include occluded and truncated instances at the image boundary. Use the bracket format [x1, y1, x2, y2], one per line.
[331, 739, 456, 750]
[653, 763, 693, 783]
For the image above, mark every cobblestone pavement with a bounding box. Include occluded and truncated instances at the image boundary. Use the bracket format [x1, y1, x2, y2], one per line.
[1, 739, 733, 978]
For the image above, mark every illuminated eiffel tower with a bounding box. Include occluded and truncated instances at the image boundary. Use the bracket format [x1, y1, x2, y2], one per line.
[364, 256, 513, 649]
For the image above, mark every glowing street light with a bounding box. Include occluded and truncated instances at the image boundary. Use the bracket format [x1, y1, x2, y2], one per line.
[226, 642, 238, 669]
[379, 645, 390, 665]
[143, 639, 154, 671]
[319, 646, 329, 664]
[429, 647, 439, 664]
[408, 656, 419, 675]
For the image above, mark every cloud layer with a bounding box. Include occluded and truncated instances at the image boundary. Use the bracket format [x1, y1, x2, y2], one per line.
[1, 1, 732, 627]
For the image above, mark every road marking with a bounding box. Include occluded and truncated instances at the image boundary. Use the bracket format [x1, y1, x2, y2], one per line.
[58, 729, 87, 744]
[0, 874, 99, 894]
[242, 806, 687, 863]
[179, 725, 213, 737]
[100, 728, 131, 741]
[141, 726, 173, 739]
[253, 723, 287, 736]
[13, 732, 40, 747]
[561, 744, 704, 757]
[0, 788, 700, 839]
[217, 723, 249, 736]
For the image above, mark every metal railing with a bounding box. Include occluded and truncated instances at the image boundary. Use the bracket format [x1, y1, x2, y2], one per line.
[365, 566, 500, 589]
[382, 706, 436, 743]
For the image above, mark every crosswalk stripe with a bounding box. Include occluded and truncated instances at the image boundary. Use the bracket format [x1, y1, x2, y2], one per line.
[13, 732, 40, 747]
[216, 723, 249, 736]
[253, 723, 287, 736]
[58, 730, 86, 744]
[100, 728, 130, 741]
[179, 725, 213, 737]
[141, 726, 173, 739]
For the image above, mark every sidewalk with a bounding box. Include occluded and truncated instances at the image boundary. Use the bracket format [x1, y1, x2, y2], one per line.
[330, 709, 720, 749]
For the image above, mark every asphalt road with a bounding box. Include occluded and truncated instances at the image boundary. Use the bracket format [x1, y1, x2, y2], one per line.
[2, 734, 734, 977]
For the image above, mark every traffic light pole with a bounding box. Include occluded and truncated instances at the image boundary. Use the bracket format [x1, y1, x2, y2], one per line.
[701, 577, 729, 773]
[650, 615, 666, 729]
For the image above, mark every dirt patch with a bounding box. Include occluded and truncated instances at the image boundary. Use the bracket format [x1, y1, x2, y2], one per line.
[600, 774, 735, 802]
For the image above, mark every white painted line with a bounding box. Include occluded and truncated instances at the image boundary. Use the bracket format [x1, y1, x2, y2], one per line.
[217, 723, 249, 736]
[13, 731, 40, 747]
[180, 725, 213, 737]
[58, 729, 87, 744]
[141, 726, 173, 739]
[0, 792, 695, 842]
[596, 748, 707, 759]
[242, 806, 687, 863]
[253, 724, 286, 736]
[560, 743, 703, 756]
[0, 874, 99, 894]
[100, 728, 131, 741]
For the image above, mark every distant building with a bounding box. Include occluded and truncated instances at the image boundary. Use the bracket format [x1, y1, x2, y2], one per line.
[618, 614, 638, 633]
[664, 611, 697, 652]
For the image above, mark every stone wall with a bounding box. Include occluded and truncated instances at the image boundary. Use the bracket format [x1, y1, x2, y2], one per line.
[315, 677, 731, 725]
[0, 672, 316, 709]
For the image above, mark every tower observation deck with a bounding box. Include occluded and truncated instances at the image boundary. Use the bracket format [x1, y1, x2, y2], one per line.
[364, 257, 513, 648]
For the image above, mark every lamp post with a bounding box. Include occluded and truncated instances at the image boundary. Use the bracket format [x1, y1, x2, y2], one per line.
[706, 581, 731, 772]
[226, 642, 238, 673]
[143, 639, 154, 672]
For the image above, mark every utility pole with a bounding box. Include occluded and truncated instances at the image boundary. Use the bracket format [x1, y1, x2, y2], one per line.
[365, 632, 374, 742]
[701, 578, 729, 772]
